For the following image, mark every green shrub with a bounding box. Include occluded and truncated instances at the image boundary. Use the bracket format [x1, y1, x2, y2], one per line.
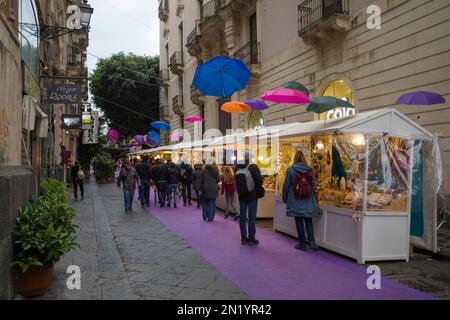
[11, 192, 79, 273]
[93, 153, 115, 180]
[41, 178, 67, 203]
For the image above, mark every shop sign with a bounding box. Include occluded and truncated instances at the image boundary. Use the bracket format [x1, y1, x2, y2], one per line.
[61, 114, 82, 129]
[45, 85, 82, 104]
[82, 111, 99, 144]
[22, 64, 41, 103]
[326, 107, 356, 120]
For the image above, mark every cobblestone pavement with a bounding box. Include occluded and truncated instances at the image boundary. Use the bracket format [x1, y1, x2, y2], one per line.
[30, 181, 248, 300]
[21, 180, 450, 300]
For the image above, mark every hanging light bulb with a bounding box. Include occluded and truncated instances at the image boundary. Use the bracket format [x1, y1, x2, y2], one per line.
[315, 141, 324, 150]
[352, 135, 365, 146]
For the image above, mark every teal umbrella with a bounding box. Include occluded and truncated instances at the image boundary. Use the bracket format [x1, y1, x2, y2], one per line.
[282, 81, 309, 95]
[306, 96, 354, 114]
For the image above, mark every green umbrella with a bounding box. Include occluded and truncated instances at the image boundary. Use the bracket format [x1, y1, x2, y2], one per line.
[282, 81, 309, 95]
[306, 96, 354, 114]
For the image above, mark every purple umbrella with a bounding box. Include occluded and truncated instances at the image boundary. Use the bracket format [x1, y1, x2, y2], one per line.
[397, 91, 446, 105]
[244, 99, 269, 111]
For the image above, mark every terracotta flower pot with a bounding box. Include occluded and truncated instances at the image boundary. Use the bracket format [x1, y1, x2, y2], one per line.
[16, 265, 54, 297]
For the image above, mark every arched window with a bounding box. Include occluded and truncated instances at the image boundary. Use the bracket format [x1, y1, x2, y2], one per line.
[319, 80, 356, 120]
[248, 110, 265, 130]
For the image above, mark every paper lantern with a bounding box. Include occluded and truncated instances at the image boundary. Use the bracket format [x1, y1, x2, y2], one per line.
[107, 129, 119, 142]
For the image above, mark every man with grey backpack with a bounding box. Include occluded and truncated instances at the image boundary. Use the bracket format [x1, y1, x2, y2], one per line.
[235, 152, 264, 246]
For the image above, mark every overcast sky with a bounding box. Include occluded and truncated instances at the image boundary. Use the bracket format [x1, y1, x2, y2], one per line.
[87, 0, 160, 72]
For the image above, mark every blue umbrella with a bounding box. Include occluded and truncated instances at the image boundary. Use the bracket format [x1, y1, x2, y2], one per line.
[151, 121, 171, 131]
[146, 131, 161, 147]
[192, 56, 251, 97]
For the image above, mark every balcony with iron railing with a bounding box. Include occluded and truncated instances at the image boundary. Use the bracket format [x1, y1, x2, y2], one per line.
[172, 95, 184, 116]
[200, 0, 232, 23]
[169, 51, 184, 75]
[159, 68, 170, 87]
[233, 41, 261, 76]
[298, 0, 350, 41]
[186, 20, 202, 57]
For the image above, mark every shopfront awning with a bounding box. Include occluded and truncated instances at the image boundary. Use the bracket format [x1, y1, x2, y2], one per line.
[277, 108, 435, 141]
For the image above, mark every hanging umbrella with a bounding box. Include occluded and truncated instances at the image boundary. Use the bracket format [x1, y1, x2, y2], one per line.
[192, 56, 251, 97]
[244, 99, 269, 111]
[397, 91, 446, 105]
[151, 121, 171, 131]
[134, 135, 145, 146]
[185, 116, 205, 123]
[221, 101, 252, 113]
[107, 129, 119, 143]
[146, 131, 161, 147]
[260, 88, 311, 104]
[306, 96, 354, 114]
[282, 81, 309, 95]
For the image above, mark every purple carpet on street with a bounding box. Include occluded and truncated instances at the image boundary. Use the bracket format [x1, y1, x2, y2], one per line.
[139, 191, 433, 300]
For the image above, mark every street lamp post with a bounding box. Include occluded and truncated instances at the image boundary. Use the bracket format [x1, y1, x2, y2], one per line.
[40, 0, 94, 40]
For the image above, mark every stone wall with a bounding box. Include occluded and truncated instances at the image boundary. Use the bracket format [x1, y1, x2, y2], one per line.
[0, 10, 22, 167]
[0, 166, 36, 300]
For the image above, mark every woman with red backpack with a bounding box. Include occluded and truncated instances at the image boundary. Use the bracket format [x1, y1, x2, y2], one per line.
[282, 151, 320, 251]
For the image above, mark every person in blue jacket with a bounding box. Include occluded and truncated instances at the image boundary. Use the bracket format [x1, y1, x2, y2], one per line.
[282, 150, 320, 251]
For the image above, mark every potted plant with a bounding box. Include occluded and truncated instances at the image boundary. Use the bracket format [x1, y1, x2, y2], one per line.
[12, 179, 79, 297]
[93, 154, 115, 184]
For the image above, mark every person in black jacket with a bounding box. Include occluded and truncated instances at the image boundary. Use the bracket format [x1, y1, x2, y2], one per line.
[70, 161, 84, 200]
[200, 158, 220, 222]
[179, 160, 193, 206]
[167, 161, 180, 208]
[235, 152, 263, 245]
[136, 156, 153, 208]
[153, 159, 169, 207]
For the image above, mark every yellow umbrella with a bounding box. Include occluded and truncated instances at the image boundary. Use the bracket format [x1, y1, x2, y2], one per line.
[221, 101, 252, 113]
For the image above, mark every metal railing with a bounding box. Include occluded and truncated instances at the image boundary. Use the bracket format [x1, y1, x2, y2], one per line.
[186, 20, 201, 49]
[233, 41, 261, 65]
[298, 0, 349, 35]
[201, 0, 232, 22]
[169, 51, 184, 67]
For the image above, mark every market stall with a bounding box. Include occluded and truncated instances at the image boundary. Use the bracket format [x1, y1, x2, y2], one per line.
[272, 108, 442, 264]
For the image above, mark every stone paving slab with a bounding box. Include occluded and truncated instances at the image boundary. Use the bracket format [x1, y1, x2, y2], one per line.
[19, 181, 247, 300]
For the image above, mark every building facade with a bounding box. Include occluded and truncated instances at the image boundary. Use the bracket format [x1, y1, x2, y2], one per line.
[0, 0, 90, 299]
[159, 0, 449, 190]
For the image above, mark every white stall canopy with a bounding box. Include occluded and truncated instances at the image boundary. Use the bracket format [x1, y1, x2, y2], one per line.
[278, 108, 435, 141]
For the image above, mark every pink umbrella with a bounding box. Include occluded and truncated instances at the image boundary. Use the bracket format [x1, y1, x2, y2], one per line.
[260, 88, 311, 104]
[185, 116, 205, 123]
[107, 128, 119, 143]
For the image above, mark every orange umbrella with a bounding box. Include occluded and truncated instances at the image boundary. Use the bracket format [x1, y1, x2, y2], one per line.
[221, 101, 252, 113]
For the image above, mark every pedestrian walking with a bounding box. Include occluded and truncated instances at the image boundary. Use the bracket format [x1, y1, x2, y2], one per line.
[70, 161, 85, 200]
[119, 159, 140, 214]
[136, 156, 152, 208]
[179, 160, 193, 206]
[200, 158, 220, 222]
[153, 158, 169, 207]
[235, 152, 264, 246]
[282, 150, 320, 252]
[221, 166, 237, 219]
[192, 164, 203, 208]
[114, 158, 123, 184]
[167, 161, 180, 208]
